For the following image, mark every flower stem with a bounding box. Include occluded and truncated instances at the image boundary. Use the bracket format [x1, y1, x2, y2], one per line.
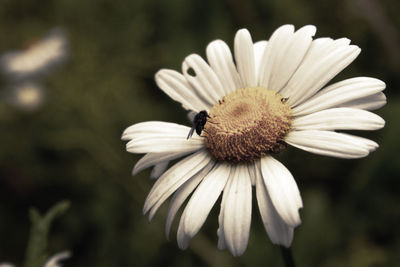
[280, 246, 296, 267]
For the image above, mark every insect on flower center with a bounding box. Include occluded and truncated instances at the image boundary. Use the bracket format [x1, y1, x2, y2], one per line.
[203, 87, 291, 163]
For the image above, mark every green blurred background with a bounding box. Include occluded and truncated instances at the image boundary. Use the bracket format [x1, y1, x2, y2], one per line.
[0, 0, 399, 266]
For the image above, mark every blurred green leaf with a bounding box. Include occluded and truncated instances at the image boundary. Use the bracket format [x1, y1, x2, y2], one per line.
[23, 201, 70, 267]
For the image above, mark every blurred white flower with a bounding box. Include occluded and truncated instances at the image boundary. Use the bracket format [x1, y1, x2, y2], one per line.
[0, 27, 68, 111]
[5, 82, 44, 111]
[0, 251, 70, 267]
[44, 251, 71, 267]
[0, 28, 68, 81]
[122, 25, 386, 256]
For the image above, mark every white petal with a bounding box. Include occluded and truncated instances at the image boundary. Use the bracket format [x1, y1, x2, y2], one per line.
[258, 24, 293, 88]
[254, 160, 294, 247]
[338, 92, 386, 111]
[206, 40, 243, 94]
[253, 40, 267, 80]
[295, 38, 350, 67]
[123, 121, 192, 140]
[247, 161, 257, 186]
[132, 151, 188, 176]
[285, 130, 379, 159]
[217, 177, 228, 250]
[258, 25, 316, 92]
[143, 150, 210, 218]
[222, 164, 252, 256]
[292, 77, 386, 116]
[182, 54, 225, 105]
[147, 152, 212, 221]
[44, 251, 71, 267]
[260, 156, 302, 227]
[176, 221, 191, 251]
[292, 108, 385, 131]
[126, 136, 202, 154]
[272, 25, 316, 92]
[166, 162, 214, 239]
[155, 69, 209, 112]
[282, 38, 361, 107]
[178, 163, 231, 244]
[234, 29, 256, 87]
[150, 161, 169, 179]
[123, 121, 204, 154]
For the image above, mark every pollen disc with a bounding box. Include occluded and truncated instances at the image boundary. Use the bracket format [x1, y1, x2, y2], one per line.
[204, 87, 291, 162]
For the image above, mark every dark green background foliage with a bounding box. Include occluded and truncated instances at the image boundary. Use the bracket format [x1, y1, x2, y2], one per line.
[0, 0, 399, 266]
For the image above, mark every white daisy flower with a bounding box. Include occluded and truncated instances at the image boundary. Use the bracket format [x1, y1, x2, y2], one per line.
[122, 25, 386, 256]
[0, 251, 70, 267]
[0, 28, 68, 81]
[4, 82, 44, 111]
[44, 251, 71, 267]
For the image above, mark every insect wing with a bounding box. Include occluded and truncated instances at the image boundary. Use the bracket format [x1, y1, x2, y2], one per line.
[187, 126, 196, 140]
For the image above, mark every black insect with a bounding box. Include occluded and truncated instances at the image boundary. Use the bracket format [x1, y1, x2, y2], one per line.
[187, 110, 209, 139]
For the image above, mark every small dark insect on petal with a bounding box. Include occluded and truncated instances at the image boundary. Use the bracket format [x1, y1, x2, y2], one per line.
[187, 110, 208, 139]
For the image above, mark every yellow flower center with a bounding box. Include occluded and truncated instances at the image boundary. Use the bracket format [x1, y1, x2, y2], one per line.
[204, 87, 291, 163]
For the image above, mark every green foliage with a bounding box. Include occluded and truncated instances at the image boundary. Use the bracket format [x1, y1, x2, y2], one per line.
[24, 201, 70, 267]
